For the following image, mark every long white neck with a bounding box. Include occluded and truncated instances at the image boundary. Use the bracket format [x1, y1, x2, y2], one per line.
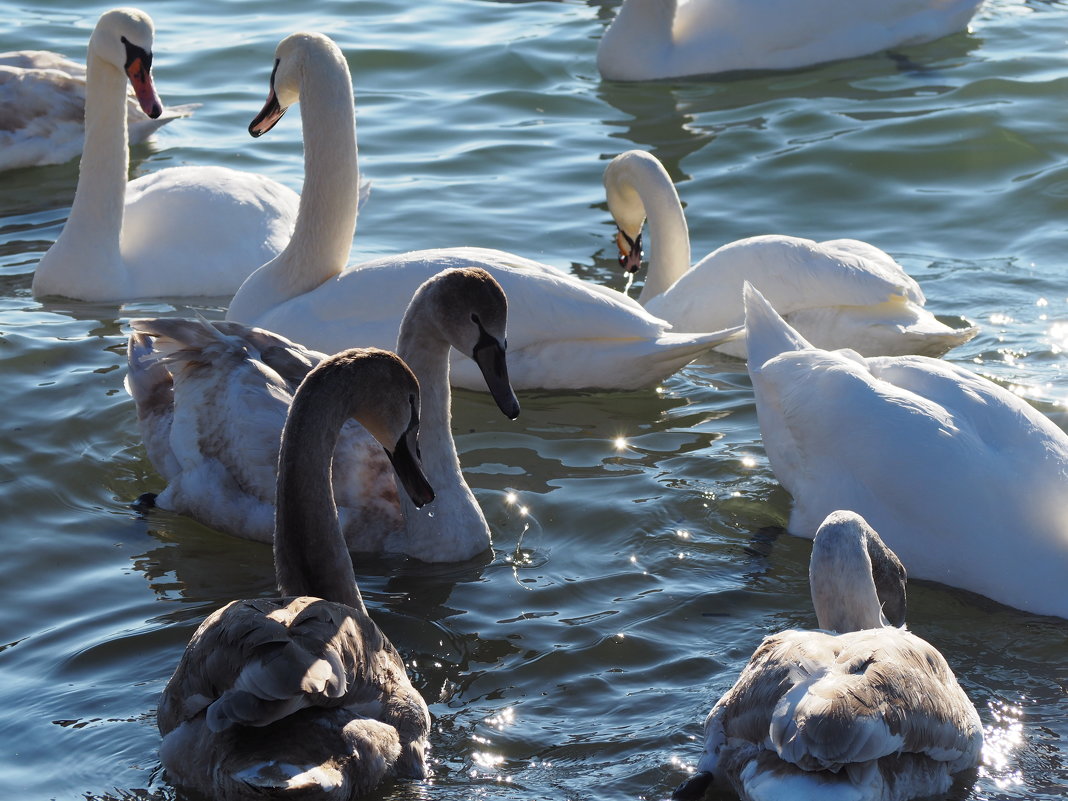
[34, 47, 128, 296]
[395, 316, 490, 561]
[610, 154, 691, 303]
[227, 56, 359, 324]
[598, 0, 679, 81]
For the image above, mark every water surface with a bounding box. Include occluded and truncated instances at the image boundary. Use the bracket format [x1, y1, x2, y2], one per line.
[0, 0, 1065, 799]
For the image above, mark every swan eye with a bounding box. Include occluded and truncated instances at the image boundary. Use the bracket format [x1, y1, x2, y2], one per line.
[471, 313, 481, 325]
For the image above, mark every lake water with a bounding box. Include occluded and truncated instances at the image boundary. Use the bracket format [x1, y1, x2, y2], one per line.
[0, 0, 1066, 799]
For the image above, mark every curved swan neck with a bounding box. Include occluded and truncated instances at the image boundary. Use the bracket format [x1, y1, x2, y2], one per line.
[228, 46, 359, 323]
[50, 48, 128, 270]
[607, 153, 692, 304]
[275, 364, 366, 612]
[809, 516, 887, 633]
[395, 311, 489, 549]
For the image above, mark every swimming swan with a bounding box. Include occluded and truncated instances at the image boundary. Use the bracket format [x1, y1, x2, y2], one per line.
[744, 282, 1068, 619]
[605, 150, 977, 360]
[673, 510, 983, 801]
[31, 8, 299, 302]
[0, 48, 196, 171]
[224, 32, 742, 391]
[158, 348, 435, 799]
[127, 267, 520, 563]
[597, 0, 984, 81]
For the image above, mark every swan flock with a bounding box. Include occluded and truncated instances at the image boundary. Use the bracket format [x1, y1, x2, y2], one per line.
[20, 3, 1067, 800]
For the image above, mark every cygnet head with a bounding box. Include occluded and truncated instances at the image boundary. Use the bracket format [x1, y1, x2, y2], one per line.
[250, 32, 347, 136]
[90, 7, 162, 117]
[296, 348, 434, 508]
[414, 267, 520, 420]
[809, 510, 907, 633]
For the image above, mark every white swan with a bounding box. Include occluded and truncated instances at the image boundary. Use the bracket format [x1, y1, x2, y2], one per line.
[744, 282, 1068, 619]
[597, 0, 984, 81]
[605, 150, 977, 360]
[0, 48, 196, 171]
[674, 510, 983, 801]
[127, 267, 520, 563]
[224, 33, 742, 392]
[31, 8, 299, 302]
[158, 347, 434, 799]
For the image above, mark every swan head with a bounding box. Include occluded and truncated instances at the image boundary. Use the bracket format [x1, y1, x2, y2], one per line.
[250, 32, 347, 137]
[604, 152, 655, 274]
[809, 510, 907, 633]
[90, 8, 162, 118]
[414, 268, 520, 420]
[308, 348, 435, 508]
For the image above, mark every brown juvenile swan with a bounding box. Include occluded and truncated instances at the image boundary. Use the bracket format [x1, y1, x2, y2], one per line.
[158, 348, 436, 799]
[674, 510, 983, 801]
[126, 267, 519, 562]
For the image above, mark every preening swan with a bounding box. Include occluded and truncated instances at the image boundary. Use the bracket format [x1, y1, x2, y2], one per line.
[127, 267, 520, 563]
[597, 0, 984, 81]
[31, 8, 299, 302]
[605, 150, 977, 360]
[0, 48, 196, 171]
[744, 282, 1068, 619]
[674, 510, 983, 801]
[157, 348, 434, 800]
[225, 32, 742, 391]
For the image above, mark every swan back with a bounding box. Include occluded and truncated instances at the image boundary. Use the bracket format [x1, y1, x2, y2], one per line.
[158, 348, 434, 799]
[677, 510, 983, 801]
[0, 47, 195, 170]
[598, 0, 984, 81]
[744, 282, 1068, 618]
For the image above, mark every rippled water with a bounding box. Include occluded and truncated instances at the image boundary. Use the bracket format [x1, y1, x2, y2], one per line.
[0, 0, 1066, 799]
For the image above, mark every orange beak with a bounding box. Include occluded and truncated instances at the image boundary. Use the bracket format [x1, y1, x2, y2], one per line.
[124, 53, 162, 118]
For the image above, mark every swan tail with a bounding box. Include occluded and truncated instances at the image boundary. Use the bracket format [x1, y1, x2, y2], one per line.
[635, 324, 745, 381]
[901, 318, 979, 358]
[128, 316, 248, 371]
[743, 282, 812, 368]
[128, 102, 200, 143]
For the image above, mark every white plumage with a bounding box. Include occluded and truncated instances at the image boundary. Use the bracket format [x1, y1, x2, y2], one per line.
[31, 8, 298, 301]
[0, 48, 196, 171]
[225, 35, 742, 391]
[744, 282, 1068, 618]
[598, 0, 985, 81]
[604, 150, 977, 360]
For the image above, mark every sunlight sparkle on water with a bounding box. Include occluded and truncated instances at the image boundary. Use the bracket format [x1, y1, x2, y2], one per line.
[739, 454, 757, 469]
[1047, 321, 1068, 355]
[504, 491, 529, 516]
[613, 436, 628, 451]
[485, 707, 515, 730]
[979, 698, 1026, 791]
